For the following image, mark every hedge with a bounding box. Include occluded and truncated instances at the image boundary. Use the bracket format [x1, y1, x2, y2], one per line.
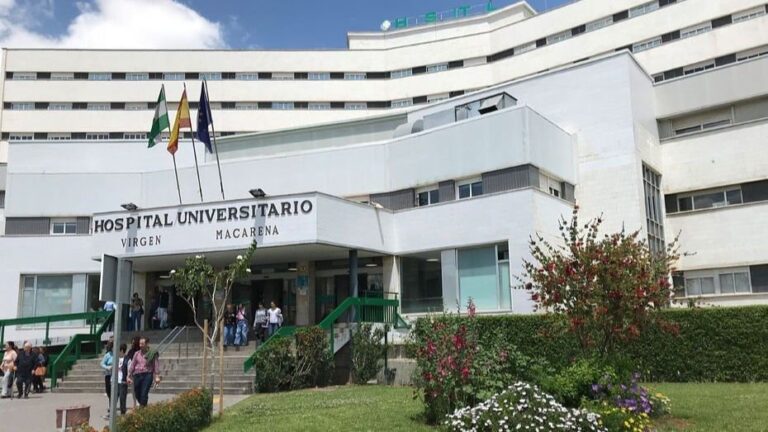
[416, 306, 768, 382]
[117, 387, 212, 432]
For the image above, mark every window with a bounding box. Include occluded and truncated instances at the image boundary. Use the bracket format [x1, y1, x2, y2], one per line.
[48, 133, 72, 140]
[733, 6, 766, 23]
[417, 189, 439, 207]
[391, 99, 412, 108]
[308, 102, 331, 110]
[51, 220, 78, 235]
[344, 102, 367, 110]
[308, 72, 330, 80]
[272, 102, 294, 110]
[391, 69, 412, 79]
[0, 191, 4, 209]
[272, 72, 294, 80]
[11, 102, 34, 110]
[125, 102, 147, 110]
[85, 133, 109, 140]
[46, 103, 72, 111]
[235, 72, 258, 80]
[12, 72, 36, 80]
[235, 102, 258, 110]
[163, 72, 184, 80]
[547, 30, 571, 45]
[642, 164, 665, 254]
[633, 37, 662, 53]
[737, 46, 768, 61]
[200, 72, 221, 81]
[9, 133, 33, 141]
[88, 72, 111, 81]
[540, 173, 563, 198]
[87, 103, 110, 111]
[426, 63, 448, 73]
[586, 16, 613, 32]
[427, 94, 449, 103]
[681, 23, 712, 39]
[683, 61, 715, 75]
[344, 72, 366, 80]
[677, 187, 742, 211]
[682, 268, 752, 297]
[400, 256, 443, 313]
[629, 1, 658, 18]
[51, 72, 74, 80]
[458, 243, 511, 311]
[126, 72, 149, 81]
[458, 180, 483, 199]
[124, 132, 147, 140]
[515, 42, 536, 54]
[20, 275, 79, 318]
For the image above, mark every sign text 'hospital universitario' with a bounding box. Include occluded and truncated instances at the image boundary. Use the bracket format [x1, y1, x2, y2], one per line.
[92, 199, 315, 250]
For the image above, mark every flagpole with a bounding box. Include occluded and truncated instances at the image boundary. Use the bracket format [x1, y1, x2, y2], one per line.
[162, 83, 182, 205]
[184, 82, 204, 203]
[205, 79, 226, 200]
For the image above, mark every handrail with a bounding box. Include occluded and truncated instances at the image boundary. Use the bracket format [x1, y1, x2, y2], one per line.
[49, 311, 113, 388]
[155, 326, 183, 354]
[0, 310, 113, 347]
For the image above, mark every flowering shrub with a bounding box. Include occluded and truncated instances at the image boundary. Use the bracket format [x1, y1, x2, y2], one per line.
[117, 387, 212, 432]
[252, 337, 296, 392]
[351, 323, 387, 384]
[252, 327, 333, 392]
[445, 382, 605, 432]
[540, 358, 617, 408]
[586, 403, 653, 432]
[591, 372, 670, 418]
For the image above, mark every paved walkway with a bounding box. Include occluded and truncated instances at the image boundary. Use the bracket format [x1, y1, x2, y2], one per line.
[0, 391, 248, 431]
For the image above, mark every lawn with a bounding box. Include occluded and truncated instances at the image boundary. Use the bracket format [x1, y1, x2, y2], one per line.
[204, 383, 768, 432]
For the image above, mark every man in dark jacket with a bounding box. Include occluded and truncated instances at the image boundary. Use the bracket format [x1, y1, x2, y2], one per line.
[15, 342, 36, 399]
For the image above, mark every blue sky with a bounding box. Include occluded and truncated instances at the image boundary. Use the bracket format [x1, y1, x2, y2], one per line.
[0, 0, 572, 50]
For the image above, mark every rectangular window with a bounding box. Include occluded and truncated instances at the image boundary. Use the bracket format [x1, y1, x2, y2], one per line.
[48, 133, 72, 140]
[51, 220, 78, 235]
[200, 72, 222, 81]
[344, 72, 366, 80]
[125, 102, 147, 110]
[681, 23, 712, 39]
[88, 72, 111, 81]
[125, 72, 149, 81]
[308, 72, 330, 80]
[633, 36, 662, 53]
[458, 180, 483, 199]
[163, 72, 184, 80]
[390, 69, 412, 79]
[235, 72, 259, 80]
[11, 102, 34, 110]
[85, 133, 109, 140]
[272, 72, 294, 80]
[391, 99, 412, 108]
[427, 94, 449, 103]
[586, 16, 613, 32]
[48, 103, 72, 111]
[642, 164, 665, 254]
[235, 102, 258, 110]
[515, 42, 536, 55]
[9, 133, 33, 141]
[546, 30, 571, 45]
[272, 102, 294, 110]
[12, 72, 36, 80]
[344, 102, 367, 110]
[400, 256, 443, 313]
[737, 46, 768, 61]
[417, 189, 439, 207]
[20, 275, 76, 318]
[50, 72, 74, 80]
[458, 244, 510, 311]
[683, 61, 715, 75]
[124, 132, 147, 140]
[87, 103, 110, 111]
[426, 64, 448, 73]
[629, 1, 658, 18]
[685, 277, 716, 296]
[682, 268, 752, 297]
[308, 102, 331, 110]
[733, 6, 766, 23]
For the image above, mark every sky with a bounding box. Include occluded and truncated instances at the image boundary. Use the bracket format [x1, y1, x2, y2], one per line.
[0, 0, 572, 50]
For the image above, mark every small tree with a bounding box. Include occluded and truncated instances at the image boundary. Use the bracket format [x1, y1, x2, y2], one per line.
[523, 207, 679, 358]
[170, 240, 257, 361]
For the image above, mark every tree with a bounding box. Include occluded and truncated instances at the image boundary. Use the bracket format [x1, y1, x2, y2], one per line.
[170, 241, 257, 362]
[523, 207, 679, 358]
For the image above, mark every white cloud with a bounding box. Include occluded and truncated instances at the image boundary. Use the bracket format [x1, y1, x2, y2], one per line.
[0, 0, 227, 49]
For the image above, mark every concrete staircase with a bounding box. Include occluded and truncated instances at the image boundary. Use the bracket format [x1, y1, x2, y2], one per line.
[54, 341, 256, 395]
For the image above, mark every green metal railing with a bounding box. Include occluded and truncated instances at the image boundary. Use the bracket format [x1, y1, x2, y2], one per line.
[243, 296, 409, 372]
[0, 311, 113, 388]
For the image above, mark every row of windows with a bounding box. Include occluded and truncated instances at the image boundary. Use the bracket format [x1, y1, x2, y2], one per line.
[9, 1, 763, 89]
[2, 131, 239, 141]
[674, 265, 768, 297]
[665, 180, 768, 214]
[3, 92, 459, 112]
[653, 43, 768, 83]
[658, 94, 768, 139]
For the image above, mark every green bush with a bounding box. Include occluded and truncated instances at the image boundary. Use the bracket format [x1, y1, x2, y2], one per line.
[540, 358, 616, 408]
[117, 387, 212, 432]
[293, 326, 333, 389]
[416, 306, 768, 382]
[252, 337, 295, 392]
[351, 323, 386, 384]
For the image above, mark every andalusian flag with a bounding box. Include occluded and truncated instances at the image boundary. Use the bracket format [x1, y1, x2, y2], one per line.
[167, 89, 191, 155]
[147, 85, 169, 148]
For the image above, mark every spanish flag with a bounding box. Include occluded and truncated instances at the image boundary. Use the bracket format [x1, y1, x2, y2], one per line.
[168, 89, 191, 155]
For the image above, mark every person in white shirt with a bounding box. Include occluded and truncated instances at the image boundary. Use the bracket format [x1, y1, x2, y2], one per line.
[252, 303, 268, 344]
[266, 301, 283, 337]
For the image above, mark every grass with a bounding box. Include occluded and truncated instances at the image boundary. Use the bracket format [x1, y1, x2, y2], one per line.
[651, 382, 768, 432]
[204, 383, 768, 432]
[204, 385, 434, 432]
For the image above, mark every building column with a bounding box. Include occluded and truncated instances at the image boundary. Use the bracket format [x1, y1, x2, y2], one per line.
[440, 249, 458, 312]
[382, 256, 401, 300]
[294, 260, 315, 326]
[349, 249, 359, 298]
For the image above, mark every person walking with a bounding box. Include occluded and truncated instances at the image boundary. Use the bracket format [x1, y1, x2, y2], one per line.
[103, 300, 116, 332]
[122, 337, 140, 410]
[267, 301, 283, 338]
[223, 304, 236, 351]
[14, 342, 36, 399]
[32, 346, 47, 393]
[129, 293, 144, 332]
[252, 303, 268, 344]
[127, 337, 161, 407]
[234, 303, 248, 350]
[117, 344, 128, 416]
[1, 342, 17, 399]
[157, 288, 170, 329]
[100, 342, 114, 419]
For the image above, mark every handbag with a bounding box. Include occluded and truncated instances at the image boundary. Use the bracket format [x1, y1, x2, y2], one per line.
[34, 366, 47, 377]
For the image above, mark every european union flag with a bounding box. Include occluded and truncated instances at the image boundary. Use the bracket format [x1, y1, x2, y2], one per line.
[196, 81, 214, 153]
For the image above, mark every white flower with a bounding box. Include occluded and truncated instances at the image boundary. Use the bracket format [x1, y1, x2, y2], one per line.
[169, 270, 176, 275]
[246, 268, 252, 273]
[237, 255, 243, 260]
[195, 255, 202, 259]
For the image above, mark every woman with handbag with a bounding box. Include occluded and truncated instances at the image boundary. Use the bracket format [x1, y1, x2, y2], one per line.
[32, 346, 47, 393]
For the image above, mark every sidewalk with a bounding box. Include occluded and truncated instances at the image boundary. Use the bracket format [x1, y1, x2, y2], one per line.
[0, 391, 248, 431]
